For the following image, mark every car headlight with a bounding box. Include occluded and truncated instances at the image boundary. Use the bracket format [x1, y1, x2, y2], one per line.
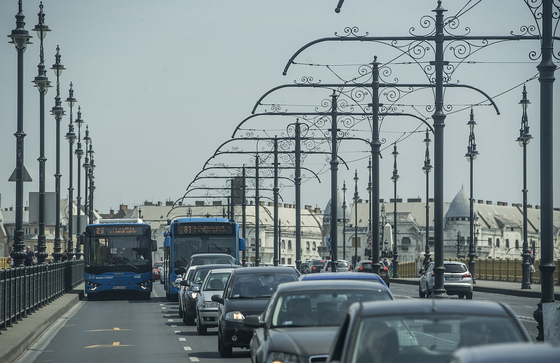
[187, 291, 198, 299]
[225, 311, 245, 322]
[202, 301, 219, 309]
[267, 352, 299, 363]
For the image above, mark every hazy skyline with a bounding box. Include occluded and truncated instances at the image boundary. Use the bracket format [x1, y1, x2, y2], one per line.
[1, 0, 558, 216]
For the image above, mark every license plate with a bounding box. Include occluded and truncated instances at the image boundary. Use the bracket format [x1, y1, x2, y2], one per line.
[113, 286, 126, 290]
[445, 277, 459, 281]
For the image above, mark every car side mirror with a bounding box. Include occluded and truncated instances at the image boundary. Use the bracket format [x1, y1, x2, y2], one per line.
[243, 315, 264, 328]
[191, 285, 200, 292]
[180, 280, 189, 286]
[211, 294, 224, 304]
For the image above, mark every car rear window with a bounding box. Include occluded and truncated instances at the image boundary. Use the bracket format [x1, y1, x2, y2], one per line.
[445, 264, 467, 273]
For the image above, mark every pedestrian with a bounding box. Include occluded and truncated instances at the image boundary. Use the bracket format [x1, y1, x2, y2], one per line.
[24, 246, 35, 266]
[528, 249, 535, 283]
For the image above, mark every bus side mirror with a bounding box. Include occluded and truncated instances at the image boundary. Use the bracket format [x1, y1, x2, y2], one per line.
[164, 236, 170, 248]
[152, 240, 157, 252]
[239, 238, 246, 251]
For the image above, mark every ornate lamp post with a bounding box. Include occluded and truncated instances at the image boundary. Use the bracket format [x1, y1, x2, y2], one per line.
[353, 170, 359, 267]
[342, 181, 347, 261]
[83, 126, 91, 223]
[518, 85, 533, 289]
[88, 146, 96, 222]
[380, 204, 387, 257]
[65, 83, 77, 260]
[391, 144, 399, 278]
[32, 2, 51, 264]
[465, 108, 478, 281]
[367, 158, 372, 261]
[422, 129, 432, 268]
[8, 0, 33, 267]
[50, 46, 65, 262]
[74, 107, 84, 259]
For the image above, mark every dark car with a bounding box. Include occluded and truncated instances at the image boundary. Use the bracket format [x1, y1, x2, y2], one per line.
[212, 266, 300, 357]
[244, 279, 394, 363]
[299, 271, 390, 290]
[328, 299, 531, 363]
[354, 260, 391, 287]
[179, 264, 241, 325]
[307, 259, 327, 273]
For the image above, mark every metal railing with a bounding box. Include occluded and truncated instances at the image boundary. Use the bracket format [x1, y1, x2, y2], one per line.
[0, 260, 84, 334]
[396, 258, 560, 285]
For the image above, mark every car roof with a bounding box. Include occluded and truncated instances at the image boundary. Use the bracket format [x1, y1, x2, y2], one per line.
[276, 279, 391, 293]
[190, 253, 234, 259]
[206, 268, 237, 274]
[349, 299, 516, 318]
[191, 264, 240, 272]
[299, 272, 384, 282]
[231, 266, 299, 275]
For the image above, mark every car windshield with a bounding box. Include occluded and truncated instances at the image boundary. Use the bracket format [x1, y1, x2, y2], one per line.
[191, 255, 234, 266]
[270, 289, 392, 328]
[444, 264, 468, 273]
[192, 269, 211, 284]
[230, 273, 297, 298]
[349, 315, 526, 363]
[203, 272, 230, 291]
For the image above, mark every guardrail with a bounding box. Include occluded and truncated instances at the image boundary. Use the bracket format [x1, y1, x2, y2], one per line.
[0, 260, 84, 334]
[395, 258, 560, 285]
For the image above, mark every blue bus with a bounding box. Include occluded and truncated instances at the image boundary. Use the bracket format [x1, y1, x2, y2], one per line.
[84, 219, 157, 300]
[163, 217, 245, 300]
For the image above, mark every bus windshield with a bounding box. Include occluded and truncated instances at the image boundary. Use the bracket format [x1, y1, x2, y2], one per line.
[173, 236, 235, 273]
[88, 235, 152, 267]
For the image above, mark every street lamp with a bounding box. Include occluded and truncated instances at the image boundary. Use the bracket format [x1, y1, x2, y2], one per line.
[517, 85, 533, 289]
[342, 181, 347, 261]
[422, 128, 432, 268]
[367, 158, 372, 262]
[465, 108, 478, 282]
[65, 83, 77, 260]
[88, 145, 96, 223]
[83, 126, 91, 223]
[74, 107, 84, 259]
[8, 0, 33, 267]
[353, 170, 359, 268]
[380, 204, 387, 257]
[391, 144, 399, 278]
[50, 45, 65, 262]
[32, 2, 51, 264]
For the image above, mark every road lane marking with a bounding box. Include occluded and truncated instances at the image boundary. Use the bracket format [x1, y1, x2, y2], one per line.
[88, 327, 131, 332]
[179, 337, 186, 341]
[183, 346, 192, 351]
[190, 358, 200, 362]
[85, 342, 134, 348]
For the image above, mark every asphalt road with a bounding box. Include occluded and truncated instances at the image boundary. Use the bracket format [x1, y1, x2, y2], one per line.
[8, 279, 546, 363]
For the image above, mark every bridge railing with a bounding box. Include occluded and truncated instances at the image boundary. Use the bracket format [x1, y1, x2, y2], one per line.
[0, 260, 84, 334]
[397, 258, 560, 285]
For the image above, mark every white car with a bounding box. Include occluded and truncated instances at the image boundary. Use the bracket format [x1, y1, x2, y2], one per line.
[419, 260, 473, 299]
[195, 268, 236, 335]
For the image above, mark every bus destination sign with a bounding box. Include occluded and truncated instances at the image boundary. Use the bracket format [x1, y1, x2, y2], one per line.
[93, 225, 145, 236]
[176, 223, 234, 235]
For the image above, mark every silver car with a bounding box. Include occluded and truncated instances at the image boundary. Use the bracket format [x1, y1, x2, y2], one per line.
[195, 268, 235, 335]
[419, 261, 473, 299]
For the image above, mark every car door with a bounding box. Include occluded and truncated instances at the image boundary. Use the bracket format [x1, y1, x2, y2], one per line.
[251, 291, 277, 363]
[426, 262, 435, 291]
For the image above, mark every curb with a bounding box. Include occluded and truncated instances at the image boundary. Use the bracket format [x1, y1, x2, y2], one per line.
[0, 286, 84, 363]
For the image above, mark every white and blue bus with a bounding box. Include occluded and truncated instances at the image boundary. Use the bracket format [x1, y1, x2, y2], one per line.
[84, 219, 157, 300]
[163, 217, 245, 300]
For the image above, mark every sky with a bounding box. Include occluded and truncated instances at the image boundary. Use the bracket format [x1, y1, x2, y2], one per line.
[0, 0, 559, 216]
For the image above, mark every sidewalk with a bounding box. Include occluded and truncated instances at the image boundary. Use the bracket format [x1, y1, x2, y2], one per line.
[0, 284, 84, 363]
[391, 277, 560, 300]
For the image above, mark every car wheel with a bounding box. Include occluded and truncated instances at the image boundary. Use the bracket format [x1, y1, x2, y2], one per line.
[458, 293, 465, 299]
[466, 292, 473, 300]
[218, 333, 233, 358]
[178, 302, 183, 318]
[419, 285, 426, 298]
